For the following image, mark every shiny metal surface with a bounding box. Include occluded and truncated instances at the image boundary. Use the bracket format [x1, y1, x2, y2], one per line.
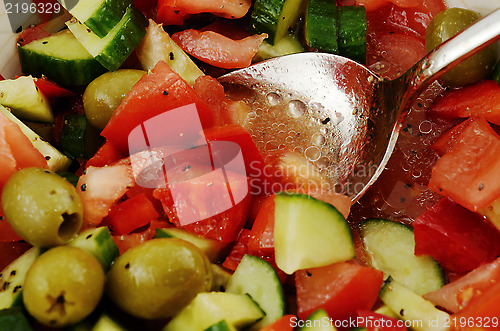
[219, 8, 500, 202]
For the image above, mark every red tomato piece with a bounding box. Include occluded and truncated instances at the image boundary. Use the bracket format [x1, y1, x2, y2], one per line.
[451, 281, 500, 330]
[101, 61, 216, 155]
[0, 241, 31, 271]
[260, 314, 295, 331]
[248, 194, 275, 255]
[77, 164, 135, 226]
[430, 80, 500, 126]
[295, 262, 384, 322]
[201, 124, 272, 195]
[429, 118, 500, 211]
[171, 30, 267, 69]
[0, 74, 4, 80]
[112, 220, 169, 254]
[0, 111, 48, 189]
[0, 217, 22, 242]
[86, 141, 127, 168]
[356, 0, 421, 11]
[134, 0, 158, 12]
[157, 0, 251, 25]
[105, 193, 159, 235]
[424, 257, 500, 314]
[222, 229, 287, 283]
[414, 198, 500, 273]
[33, 77, 74, 98]
[356, 310, 407, 330]
[152, 146, 251, 242]
[431, 118, 473, 156]
[16, 26, 51, 47]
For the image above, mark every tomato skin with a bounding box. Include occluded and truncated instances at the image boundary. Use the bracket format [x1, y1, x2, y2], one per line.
[86, 141, 126, 168]
[295, 262, 384, 323]
[429, 118, 500, 211]
[171, 30, 267, 69]
[414, 198, 500, 273]
[105, 193, 160, 235]
[33, 77, 74, 98]
[356, 310, 407, 330]
[431, 80, 500, 126]
[424, 257, 500, 314]
[112, 220, 169, 254]
[101, 61, 216, 155]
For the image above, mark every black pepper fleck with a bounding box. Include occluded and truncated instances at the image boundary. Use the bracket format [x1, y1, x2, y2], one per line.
[479, 183, 485, 191]
[125, 263, 130, 270]
[80, 183, 87, 192]
[163, 91, 169, 96]
[322, 118, 331, 124]
[169, 52, 174, 60]
[400, 309, 405, 316]
[10, 270, 16, 277]
[12, 285, 21, 293]
[306, 270, 312, 277]
[86, 234, 93, 240]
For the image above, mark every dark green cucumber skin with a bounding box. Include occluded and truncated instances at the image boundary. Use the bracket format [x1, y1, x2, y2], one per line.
[306, 0, 338, 54]
[95, 6, 147, 71]
[249, 0, 285, 45]
[203, 320, 232, 331]
[0, 307, 33, 331]
[83, 0, 134, 38]
[338, 6, 367, 64]
[61, 114, 87, 159]
[18, 47, 107, 86]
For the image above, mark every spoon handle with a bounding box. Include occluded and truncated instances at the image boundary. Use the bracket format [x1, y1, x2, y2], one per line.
[402, 7, 500, 103]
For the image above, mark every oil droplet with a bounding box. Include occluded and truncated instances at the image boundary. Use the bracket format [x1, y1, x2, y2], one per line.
[287, 100, 306, 118]
[316, 156, 330, 169]
[312, 133, 326, 146]
[266, 92, 282, 106]
[305, 146, 321, 161]
[419, 120, 432, 134]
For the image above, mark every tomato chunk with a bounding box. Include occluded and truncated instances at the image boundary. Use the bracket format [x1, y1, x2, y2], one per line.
[157, 0, 251, 25]
[431, 80, 500, 126]
[248, 194, 275, 255]
[429, 118, 500, 211]
[105, 193, 160, 235]
[0, 241, 31, 271]
[33, 77, 75, 99]
[295, 262, 383, 322]
[414, 198, 500, 273]
[261, 314, 295, 331]
[171, 30, 267, 69]
[101, 61, 216, 155]
[431, 118, 472, 156]
[424, 257, 500, 314]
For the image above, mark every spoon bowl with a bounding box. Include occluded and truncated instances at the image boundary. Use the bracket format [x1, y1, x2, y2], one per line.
[219, 8, 500, 201]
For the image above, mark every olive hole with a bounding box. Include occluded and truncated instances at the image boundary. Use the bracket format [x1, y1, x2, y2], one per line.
[58, 213, 82, 242]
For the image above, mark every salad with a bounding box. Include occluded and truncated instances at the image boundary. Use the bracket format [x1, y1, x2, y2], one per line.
[1, 0, 500, 330]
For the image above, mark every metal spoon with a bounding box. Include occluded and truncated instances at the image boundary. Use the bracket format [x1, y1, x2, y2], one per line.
[218, 8, 500, 202]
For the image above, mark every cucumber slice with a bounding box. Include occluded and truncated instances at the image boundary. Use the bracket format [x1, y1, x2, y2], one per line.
[299, 309, 337, 330]
[59, 0, 134, 38]
[274, 192, 355, 274]
[18, 30, 107, 86]
[60, 114, 101, 159]
[154, 228, 228, 263]
[0, 307, 33, 331]
[0, 76, 53, 123]
[0, 247, 41, 309]
[250, 0, 304, 45]
[68, 227, 119, 271]
[0, 105, 71, 172]
[338, 6, 367, 64]
[164, 292, 265, 331]
[204, 320, 237, 331]
[305, 0, 338, 53]
[379, 278, 449, 331]
[255, 34, 305, 61]
[136, 20, 204, 86]
[359, 219, 444, 295]
[211, 264, 232, 292]
[226, 254, 285, 329]
[67, 6, 147, 71]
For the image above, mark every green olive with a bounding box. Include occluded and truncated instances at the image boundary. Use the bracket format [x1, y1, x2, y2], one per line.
[1, 167, 83, 247]
[83, 69, 146, 130]
[23, 246, 105, 327]
[106, 238, 213, 319]
[425, 7, 497, 87]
